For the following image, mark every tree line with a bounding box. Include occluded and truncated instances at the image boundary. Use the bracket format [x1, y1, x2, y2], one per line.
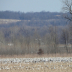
[0, 11, 64, 20]
[0, 22, 72, 55]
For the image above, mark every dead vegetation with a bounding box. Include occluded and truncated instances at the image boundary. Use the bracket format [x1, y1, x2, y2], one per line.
[0, 61, 72, 72]
[0, 53, 72, 59]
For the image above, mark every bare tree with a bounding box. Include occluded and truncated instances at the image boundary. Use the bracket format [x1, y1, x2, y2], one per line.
[48, 26, 58, 54]
[61, 28, 69, 53]
[62, 0, 72, 21]
[62, 0, 72, 53]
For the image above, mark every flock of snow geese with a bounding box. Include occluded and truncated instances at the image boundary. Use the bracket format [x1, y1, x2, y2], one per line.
[0, 57, 72, 71]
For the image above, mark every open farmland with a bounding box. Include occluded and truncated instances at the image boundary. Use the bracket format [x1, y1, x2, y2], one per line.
[0, 57, 72, 72]
[0, 19, 21, 24]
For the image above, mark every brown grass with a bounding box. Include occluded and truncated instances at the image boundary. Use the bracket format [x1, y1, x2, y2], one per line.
[0, 62, 72, 72]
[0, 53, 72, 59]
[0, 54, 72, 72]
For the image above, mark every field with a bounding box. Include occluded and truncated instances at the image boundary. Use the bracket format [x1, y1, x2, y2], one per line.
[0, 55, 72, 72]
[0, 19, 21, 24]
[1, 62, 72, 72]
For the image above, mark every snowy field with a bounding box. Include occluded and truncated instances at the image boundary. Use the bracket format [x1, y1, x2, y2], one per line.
[0, 57, 72, 72]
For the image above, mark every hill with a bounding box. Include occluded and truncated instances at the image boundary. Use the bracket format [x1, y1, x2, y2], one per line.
[0, 11, 64, 20]
[0, 11, 67, 27]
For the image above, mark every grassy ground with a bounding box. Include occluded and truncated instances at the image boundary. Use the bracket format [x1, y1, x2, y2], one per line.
[0, 53, 72, 58]
[0, 54, 72, 72]
[0, 62, 72, 72]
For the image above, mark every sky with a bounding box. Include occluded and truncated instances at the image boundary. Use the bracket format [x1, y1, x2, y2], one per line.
[0, 0, 63, 13]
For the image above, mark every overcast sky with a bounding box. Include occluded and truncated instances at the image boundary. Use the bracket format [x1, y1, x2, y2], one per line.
[0, 0, 63, 13]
